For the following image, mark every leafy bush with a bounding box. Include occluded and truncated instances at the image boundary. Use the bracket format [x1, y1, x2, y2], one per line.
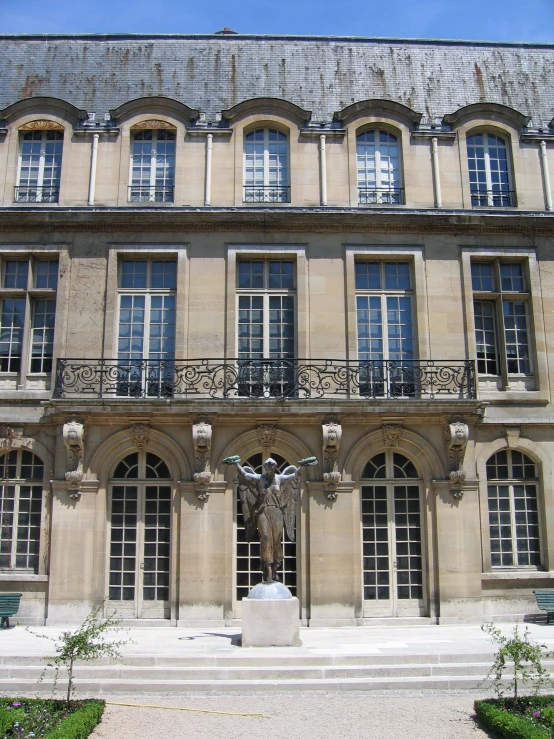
[474, 700, 549, 739]
[0, 698, 104, 739]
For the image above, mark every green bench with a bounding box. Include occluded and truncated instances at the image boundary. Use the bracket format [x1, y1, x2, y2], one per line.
[533, 590, 554, 623]
[0, 593, 22, 629]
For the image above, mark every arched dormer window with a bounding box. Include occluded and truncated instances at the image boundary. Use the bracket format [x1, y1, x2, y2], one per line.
[357, 129, 402, 205]
[244, 128, 289, 203]
[16, 121, 64, 203]
[129, 122, 176, 203]
[467, 132, 514, 207]
[486, 449, 540, 567]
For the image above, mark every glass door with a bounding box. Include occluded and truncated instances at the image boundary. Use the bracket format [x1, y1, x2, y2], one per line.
[361, 451, 426, 617]
[108, 452, 172, 619]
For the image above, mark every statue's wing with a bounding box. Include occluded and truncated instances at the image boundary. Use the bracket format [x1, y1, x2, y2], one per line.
[237, 466, 258, 542]
[281, 476, 299, 542]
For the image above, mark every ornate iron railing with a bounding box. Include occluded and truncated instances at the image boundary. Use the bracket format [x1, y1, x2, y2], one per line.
[54, 358, 476, 400]
[243, 185, 290, 203]
[470, 188, 516, 207]
[358, 187, 404, 205]
[14, 186, 60, 203]
[128, 185, 174, 203]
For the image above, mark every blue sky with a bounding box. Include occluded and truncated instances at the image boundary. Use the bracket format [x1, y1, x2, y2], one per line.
[1, 0, 553, 42]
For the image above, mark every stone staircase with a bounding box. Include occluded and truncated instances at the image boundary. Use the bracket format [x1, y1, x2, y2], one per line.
[1, 651, 546, 695]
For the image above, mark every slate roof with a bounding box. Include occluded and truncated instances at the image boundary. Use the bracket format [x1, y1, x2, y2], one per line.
[1, 34, 553, 124]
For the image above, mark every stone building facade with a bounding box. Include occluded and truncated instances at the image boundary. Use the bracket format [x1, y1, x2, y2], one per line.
[1, 33, 554, 625]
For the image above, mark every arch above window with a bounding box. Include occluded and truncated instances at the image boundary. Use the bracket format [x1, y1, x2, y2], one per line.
[19, 120, 64, 131]
[112, 451, 171, 480]
[335, 99, 422, 126]
[443, 102, 530, 129]
[362, 452, 419, 479]
[223, 97, 311, 126]
[130, 120, 177, 132]
[109, 96, 198, 124]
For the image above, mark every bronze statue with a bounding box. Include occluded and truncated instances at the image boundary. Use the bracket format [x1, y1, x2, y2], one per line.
[223, 455, 317, 584]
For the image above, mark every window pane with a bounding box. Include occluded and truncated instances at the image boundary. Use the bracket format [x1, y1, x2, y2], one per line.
[503, 301, 530, 374]
[4, 261, 28, 289]
[471, 263, 493, 291]
[150, 261, 176, 289]
[500, 264, 524, 292]
[0, 298, 25, 372]
[120, 261, 147, 289]
[473, 301, 498, 375]
[35, 261, 58, 289]
[30, 299, 56, 373]
[355, 262, 381, 290]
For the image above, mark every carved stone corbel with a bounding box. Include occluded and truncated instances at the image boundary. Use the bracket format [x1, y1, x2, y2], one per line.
[446, 419, 469, 497]
[193, 419, 212, 500]
[383, 422, 402, 448]
[130, 423, 150, 449]
[322, 416, 342, 500]
[63, 419, 85, 497]
[257, 424, 276, 451]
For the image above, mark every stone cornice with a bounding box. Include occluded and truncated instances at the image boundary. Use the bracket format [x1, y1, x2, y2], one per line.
[1, 207, 554, 235]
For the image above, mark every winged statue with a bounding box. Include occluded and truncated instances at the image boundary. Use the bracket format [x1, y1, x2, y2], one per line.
[223, 454, 317, 584]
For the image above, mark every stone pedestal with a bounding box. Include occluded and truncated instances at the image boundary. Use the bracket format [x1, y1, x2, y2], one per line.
[242, 583, 301, 647]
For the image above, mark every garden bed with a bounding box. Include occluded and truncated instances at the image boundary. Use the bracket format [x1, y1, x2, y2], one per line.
[475, 696, 554, 738]
[0, 698, 104, 739]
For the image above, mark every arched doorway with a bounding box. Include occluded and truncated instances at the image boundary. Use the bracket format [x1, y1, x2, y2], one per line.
[108, 451, 172, 619]
[361, 450, 426, 617]
[235, 452, 298, 611]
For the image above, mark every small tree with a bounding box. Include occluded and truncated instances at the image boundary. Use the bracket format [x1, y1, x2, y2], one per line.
[480, 622, 553, 704]
[29, 604, 130, 707]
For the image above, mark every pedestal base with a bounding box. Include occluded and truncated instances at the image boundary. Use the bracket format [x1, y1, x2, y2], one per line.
[242, 595, 301, 647]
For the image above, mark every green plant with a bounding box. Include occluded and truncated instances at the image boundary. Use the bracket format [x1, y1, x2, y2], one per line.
[0, 705, 25, 736]
[28, 605, 129, 708]
[44, 699, 104, 739]
[0, 698, 104, 739]
[480, 623, 553, 702]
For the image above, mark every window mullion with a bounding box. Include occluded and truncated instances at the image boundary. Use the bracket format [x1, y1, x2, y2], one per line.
[382, 293, 389, 362]
[37, 134, 46, 201]
[509, 483, 519, 565]
[149, 133, 157, 200]
[484, 138, 493, 203]
[263, 130, 270, 197]
[375, 143, 382, 190]
[263, 293, 269, 357]
[10, 482, 19, 568]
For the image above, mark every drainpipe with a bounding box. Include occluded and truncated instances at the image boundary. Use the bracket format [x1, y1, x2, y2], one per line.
[319, 134, 327, 206]
[87, 133, 99, 206]
[540, 140, 553, 212]
[431, 137, 442, 208]
[204, 133, 213, 206]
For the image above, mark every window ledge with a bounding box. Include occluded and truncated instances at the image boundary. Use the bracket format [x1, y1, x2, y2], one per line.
[482, 570, 554, 581]
[0, 572, 48, 582]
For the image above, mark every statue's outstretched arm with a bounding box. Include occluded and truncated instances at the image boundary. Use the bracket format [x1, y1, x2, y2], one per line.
[222, 455, 260, 482]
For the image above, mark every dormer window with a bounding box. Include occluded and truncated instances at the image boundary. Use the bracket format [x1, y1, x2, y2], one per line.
[467, 132, 515, 207]
[129, 126, 176, 203]
[244, 128, 289, 203]
[357, 130, 403, 205]
[15, 125, 64, 203]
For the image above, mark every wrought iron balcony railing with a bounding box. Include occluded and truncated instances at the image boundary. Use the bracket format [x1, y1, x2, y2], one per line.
[243, 185, 290, 203]
[470, 188, 516, 208]
[14, 186, 60, 203]
[358, 187, 404, 205]
[54, 358, 476, 400]
[128, 186, 174, 203]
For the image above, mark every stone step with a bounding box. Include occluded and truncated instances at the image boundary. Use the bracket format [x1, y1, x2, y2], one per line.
[0, 661, 500, 681]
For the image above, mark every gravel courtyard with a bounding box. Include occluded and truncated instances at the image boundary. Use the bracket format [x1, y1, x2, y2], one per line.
[91, 694, 495, 739]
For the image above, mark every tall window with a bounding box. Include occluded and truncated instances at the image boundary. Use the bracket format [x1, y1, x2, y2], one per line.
[0, 450, 44, 573]
[16, 129, 63, 203]
[109, 451, 172, 618]
[487, 450, 540, 568]
[0, 258, 58, 376]
[355, 261, 414, 396]
[357, 130, 402, 204]
[237, 260, 295, 396]
[244, 128, 289, 203]
[129, 129, 176, 203]
[467, 132, 514, 207]
[472, 260, 531, 379]
[361, 451, 423, 617]
[117, 260, 176, 397]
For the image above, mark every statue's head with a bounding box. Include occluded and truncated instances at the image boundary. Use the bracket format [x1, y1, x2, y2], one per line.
[263, 458, 278, 473]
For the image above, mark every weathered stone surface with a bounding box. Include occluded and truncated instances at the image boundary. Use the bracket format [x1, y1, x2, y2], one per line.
[242, 596, 301, 647]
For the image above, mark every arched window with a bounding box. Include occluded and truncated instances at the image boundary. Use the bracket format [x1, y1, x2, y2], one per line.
[109, 451, 172, 617]
[467, 132, 514, 207]
[357, 129, 402, 205]
[16, 125, 64, 203]
[236, 453, 297, 602]
[486, 449, 540, 567]
[244, 128, 289, 203]
[129, 128, 176, 203]
[0, 450, 44, 573]
[361, 451, 423, 616]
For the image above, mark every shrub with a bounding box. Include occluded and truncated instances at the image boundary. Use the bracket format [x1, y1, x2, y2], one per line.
[474, 700, 549, 739]
[0, 706, 25, 735]
[0, 698, 104, 739]
[44, 700, 104, 739]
